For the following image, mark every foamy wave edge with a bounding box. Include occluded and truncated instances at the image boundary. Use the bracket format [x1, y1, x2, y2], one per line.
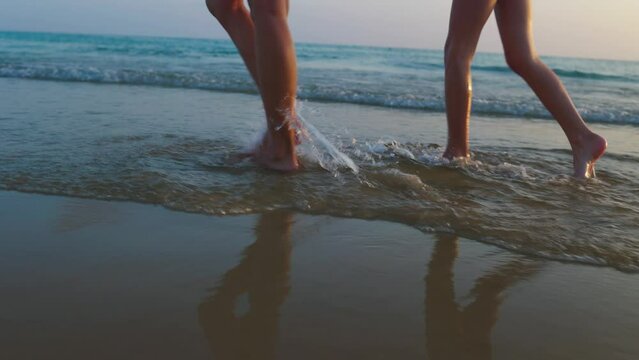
[1, 64, 638, 125]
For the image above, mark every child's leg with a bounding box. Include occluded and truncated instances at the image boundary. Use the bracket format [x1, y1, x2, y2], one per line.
[495, 0, 607, 178]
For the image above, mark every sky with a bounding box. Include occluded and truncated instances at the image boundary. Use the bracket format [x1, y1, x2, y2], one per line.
[0, 0, 637, 61]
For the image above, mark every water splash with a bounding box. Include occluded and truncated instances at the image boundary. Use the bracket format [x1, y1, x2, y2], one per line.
[295, 105, 359, 175]
[239, 102, 359, 175]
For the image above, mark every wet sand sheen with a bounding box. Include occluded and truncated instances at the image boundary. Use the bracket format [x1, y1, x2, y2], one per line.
[0, 191, 637, 360]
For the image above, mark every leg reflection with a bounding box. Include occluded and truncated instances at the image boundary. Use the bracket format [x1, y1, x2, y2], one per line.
[425, 234, 540, 360]
[199, 211, 294, 360]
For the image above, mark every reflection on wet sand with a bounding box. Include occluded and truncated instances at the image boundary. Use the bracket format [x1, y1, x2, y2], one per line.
[199, 216, 541, 359]
[426, 234, 541, 359]
[198, 211, 293, 360]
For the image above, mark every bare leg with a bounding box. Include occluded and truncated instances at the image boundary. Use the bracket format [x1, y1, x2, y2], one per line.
[206, 0, 260, 85]
[443, 0, 498, 159]
[206, 0, 299, 171]
[495, 0, 607, 178]
[249, 0, 299, 171]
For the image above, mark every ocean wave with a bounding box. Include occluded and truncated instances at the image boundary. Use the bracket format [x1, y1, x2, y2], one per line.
[552, 68, 637, 82]
[1, 62, 638, 125]
[471, 64, 638, 82]
[0, 63, 258, 93]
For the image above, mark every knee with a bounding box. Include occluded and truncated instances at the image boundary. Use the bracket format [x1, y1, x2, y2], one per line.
[205, 0, 241, 22]
[504, 51, 539, 77]
[444, 39, 474, 72]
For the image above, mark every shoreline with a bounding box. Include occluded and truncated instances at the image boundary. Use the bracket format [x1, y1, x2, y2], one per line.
[2, 188, 635, 274]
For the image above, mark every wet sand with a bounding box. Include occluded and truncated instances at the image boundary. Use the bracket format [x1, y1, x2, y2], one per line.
[0, 190, 637, 359]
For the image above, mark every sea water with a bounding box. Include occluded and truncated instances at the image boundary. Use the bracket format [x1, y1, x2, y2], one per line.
[1, 31, 638, 271]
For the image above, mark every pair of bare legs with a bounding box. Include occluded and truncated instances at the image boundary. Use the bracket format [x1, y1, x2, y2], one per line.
[444, 0, 607, 178]
[206, 0, 299, 172]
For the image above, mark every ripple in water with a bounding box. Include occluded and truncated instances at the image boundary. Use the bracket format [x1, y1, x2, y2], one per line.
[2, 120, 638, 272]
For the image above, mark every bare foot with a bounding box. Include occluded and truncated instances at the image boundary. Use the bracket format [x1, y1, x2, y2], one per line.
[252, 129, 300, 172]
[573, 132, 607, 179]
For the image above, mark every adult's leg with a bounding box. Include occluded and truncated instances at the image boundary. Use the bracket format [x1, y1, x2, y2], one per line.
[248, 0, 299, 171]
[444, 0, 498, 159]
[206, 0, 260, 84]
[495, 0, 607, 178]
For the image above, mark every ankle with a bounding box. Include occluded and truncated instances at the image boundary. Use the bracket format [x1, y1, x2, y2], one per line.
[444, 143, 469, 159]
[265, 127, 295, 155]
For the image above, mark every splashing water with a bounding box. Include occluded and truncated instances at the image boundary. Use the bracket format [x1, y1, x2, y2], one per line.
[296, 110, 360, 175]
[241, 102, 359, 175]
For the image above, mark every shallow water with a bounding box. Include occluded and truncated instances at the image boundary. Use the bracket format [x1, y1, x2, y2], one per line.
[1, 77, 638, 271]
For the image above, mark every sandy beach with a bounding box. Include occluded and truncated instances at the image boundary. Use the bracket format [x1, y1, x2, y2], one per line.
[1, 190, 637, 359]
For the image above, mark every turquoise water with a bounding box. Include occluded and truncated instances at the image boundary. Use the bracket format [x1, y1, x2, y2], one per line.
[1, 31, 639, 124]
[1, 31, 639, 272]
